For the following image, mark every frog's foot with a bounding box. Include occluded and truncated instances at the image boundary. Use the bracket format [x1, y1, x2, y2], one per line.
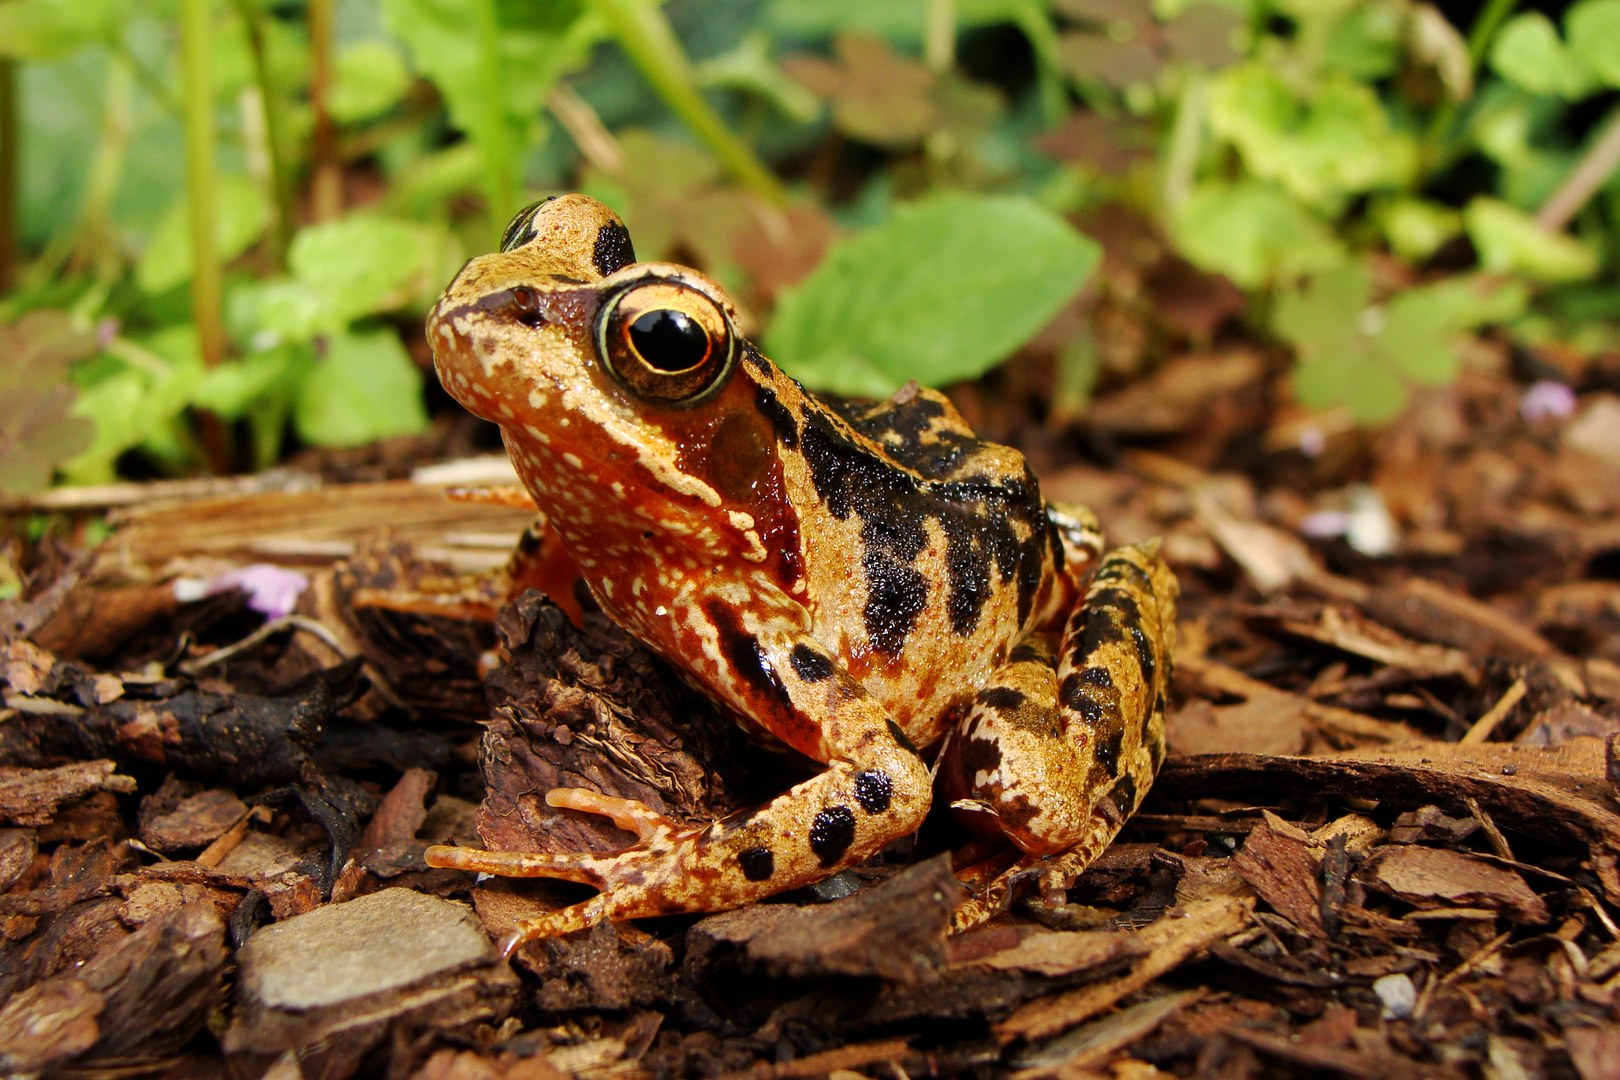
[945, 542, 1178, 928]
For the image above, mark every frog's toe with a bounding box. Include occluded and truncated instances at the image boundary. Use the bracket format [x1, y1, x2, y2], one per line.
[422, 843, 621, 887]
[545, 788, 679, 841]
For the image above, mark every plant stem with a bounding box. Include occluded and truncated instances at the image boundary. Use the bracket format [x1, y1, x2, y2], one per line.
[181, 0, 233, 472]
[1537, 106, 1620, 233]
[1422, 0, 1520, 175]
[308, 0, 341, 222]
[471, 0, 516, 224]
[0, 58, 16, 294]
[1162, 69, 1206, 214]
[1465, 0, 1520, 67]
[181, 0, 225, 368]
[594, 0, 787, 206]
[925, 0, 955, 74]
[234, 0, 293, 268]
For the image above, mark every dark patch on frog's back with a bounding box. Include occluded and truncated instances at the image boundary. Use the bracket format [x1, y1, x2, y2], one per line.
[737, 846, 774, 881]
[796, 400, 1053, 655]
[592, 220, 635, 275]
[704, 601, 792, 715]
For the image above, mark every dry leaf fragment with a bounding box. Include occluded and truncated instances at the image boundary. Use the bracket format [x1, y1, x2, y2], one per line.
[1364, 845, 1549, 923]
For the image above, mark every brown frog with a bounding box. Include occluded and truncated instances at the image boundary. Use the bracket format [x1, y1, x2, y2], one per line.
[424, 194, 1177, 954]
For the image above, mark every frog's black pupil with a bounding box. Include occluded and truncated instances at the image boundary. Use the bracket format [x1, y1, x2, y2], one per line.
[628, 309, 709, 372]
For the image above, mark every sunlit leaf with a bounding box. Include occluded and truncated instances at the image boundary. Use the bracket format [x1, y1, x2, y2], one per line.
[1170, 180, 1344, 289]
[1208, 63, 1416, 208]
[1488, 13, 1592, 98]
[294, 330, 428, 447]
[767, 193, 1100, 396]
[1567, 0, 1620, 87]
[1379, 198, 1462, 262]
[783, 33, 938, 146]
[0, 0, 124, 61]
[135, 175, 272, 295]
[330, 40, 413, 124]
[1464, 197, 1600, 283]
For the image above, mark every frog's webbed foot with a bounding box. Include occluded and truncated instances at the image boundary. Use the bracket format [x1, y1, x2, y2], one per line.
[945, 542, 1178, 932]
[428, 633, 934, 956]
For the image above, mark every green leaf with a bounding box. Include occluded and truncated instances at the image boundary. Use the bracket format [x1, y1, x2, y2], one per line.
[766, 194, 1100, 397]
[329, 40, 413, 124]
[192, 348, 296, 419]
[294, 330, 428, 447]
[136, 175, 272, 295]
[0, 0, 125, 61]
[65, 328, 206, 485]
[1379, 198, 1461, 262]
[766, 0, 1046, 41]
[235, 215, 453, 341]
[1489, 13, 1591, 98]
[1463, 197, 1600, 282]
[1276, 265, 1529, 423]
[1170, 180, 1343, 289]
[382, 0, 600, 208]
[1567, 0, 1620, 87]
[1208, 63, 1416, 208]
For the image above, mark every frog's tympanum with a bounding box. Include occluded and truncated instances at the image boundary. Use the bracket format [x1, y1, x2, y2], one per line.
[424, 195, 1177, 954]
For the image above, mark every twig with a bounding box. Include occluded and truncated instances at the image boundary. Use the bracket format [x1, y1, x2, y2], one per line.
[1536, 107, 1620, 233]
[1459, 678, 1526, 745]
[1462, 795, 1515, 861]
[178, 614, 351, 675]
[548, 83, 625, 175]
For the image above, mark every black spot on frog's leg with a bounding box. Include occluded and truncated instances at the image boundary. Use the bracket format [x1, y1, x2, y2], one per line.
[1059, 671, 1119, 729]
[978, 686, 1027, 715]
[854, 769, 892, 814]
[789, 643, 834, 682]
[886, 720, 920, 756]
[738, 846, 774, 881]
[1100, 772, 1138, 823]
[809, 805, 857, 867]
[592, 219, 635, 275]
[755, 385, 798, 448]
[1079, 666, 1114, 690]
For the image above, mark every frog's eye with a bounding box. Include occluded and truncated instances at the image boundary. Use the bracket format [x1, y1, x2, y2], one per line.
[498, 197, 557, 253]
[596, 280, 736, 405]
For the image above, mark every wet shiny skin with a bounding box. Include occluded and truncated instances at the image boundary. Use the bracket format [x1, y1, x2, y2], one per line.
[423, 195, 1178, 952]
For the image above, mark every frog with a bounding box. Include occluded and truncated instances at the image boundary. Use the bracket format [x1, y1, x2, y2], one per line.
[423, 194, 1178, 955]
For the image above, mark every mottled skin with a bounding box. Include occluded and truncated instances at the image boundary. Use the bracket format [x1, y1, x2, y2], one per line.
[423, 195, 1178, 953]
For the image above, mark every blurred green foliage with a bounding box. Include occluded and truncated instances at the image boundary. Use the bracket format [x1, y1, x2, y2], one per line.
[0, 0, 1617, 492]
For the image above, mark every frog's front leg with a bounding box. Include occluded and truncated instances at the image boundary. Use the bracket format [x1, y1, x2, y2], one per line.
[945, 541, 1177, 928]
[425, 635, 930, 955]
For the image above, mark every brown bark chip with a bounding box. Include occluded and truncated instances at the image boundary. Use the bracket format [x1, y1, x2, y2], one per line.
[1232, 812, 1326, 937]
[0, 761, 136, 827]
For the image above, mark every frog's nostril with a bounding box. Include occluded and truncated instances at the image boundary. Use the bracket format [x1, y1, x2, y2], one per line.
[509, 286, 544, 328]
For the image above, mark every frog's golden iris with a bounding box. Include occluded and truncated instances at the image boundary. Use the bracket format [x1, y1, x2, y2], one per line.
[595, 277, 736, 405]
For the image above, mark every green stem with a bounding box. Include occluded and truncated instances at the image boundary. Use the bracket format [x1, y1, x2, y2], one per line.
[308, 0, 341, 221]
[76, 53, 133, 290]
[471, 0, 516, 223]
[233, 0, 293, 268]
[0, 58, 16, 294]
[1465, 0, 1520, 67]
[1161, 68, 1206, 214]
[594, 0, 787, 205]
[180, 0, 225, 368]
[1422, 0, 1521, 177]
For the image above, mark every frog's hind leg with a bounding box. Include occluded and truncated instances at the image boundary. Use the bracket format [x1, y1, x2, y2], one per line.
[427, 646, 933, 955]
[946, 541, 1177, 931]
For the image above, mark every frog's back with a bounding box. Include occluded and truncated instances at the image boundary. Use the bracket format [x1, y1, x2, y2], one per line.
[763, 375, 1075, 742]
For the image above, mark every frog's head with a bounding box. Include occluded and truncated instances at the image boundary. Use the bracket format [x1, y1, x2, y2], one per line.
[428, 195, 795, 568]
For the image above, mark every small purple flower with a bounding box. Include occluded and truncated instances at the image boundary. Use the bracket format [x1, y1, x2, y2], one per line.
[173, 564, 310, 619]
[1520, 380, 1576, 423]
[1300, 510, 1352, 538]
